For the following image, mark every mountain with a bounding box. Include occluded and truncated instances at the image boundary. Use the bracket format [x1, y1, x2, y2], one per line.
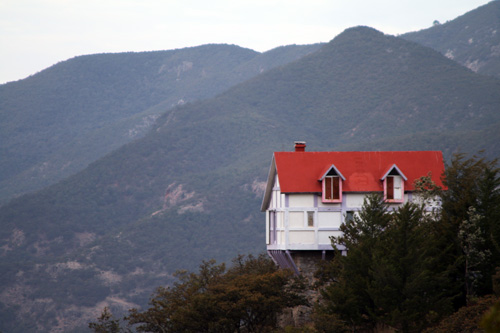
[402, 0, 500, 78]
[1, 26, 500, 332]
[0, 43, 322, 205]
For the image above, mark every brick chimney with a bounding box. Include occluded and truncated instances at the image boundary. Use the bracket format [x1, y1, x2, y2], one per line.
[294, 141, 306, 152]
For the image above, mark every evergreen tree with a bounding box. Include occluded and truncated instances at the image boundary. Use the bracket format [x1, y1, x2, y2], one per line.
[440, 153, 500, 302]
[477, 165, 500, 294]
[89, 307, 126, 333]
[459, 206, 491, 303]
[314, 194, 391, 331]
[315, 196, 453, 332]
[370, 203, 453, 331]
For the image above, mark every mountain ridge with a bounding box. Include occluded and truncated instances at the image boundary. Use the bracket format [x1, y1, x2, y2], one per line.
[402, 0, 500, 78]
[1, 23, 499, 331]
[0, 43, 322, 204]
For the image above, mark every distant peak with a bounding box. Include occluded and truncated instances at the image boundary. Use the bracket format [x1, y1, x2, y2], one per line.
[342, 26, 383, 34]
[327, 26, 385, 45]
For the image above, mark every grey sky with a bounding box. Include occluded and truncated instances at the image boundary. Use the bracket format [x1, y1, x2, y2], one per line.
[0, 0, 492, 84]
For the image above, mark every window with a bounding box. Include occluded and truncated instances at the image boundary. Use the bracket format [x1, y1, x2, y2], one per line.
[324, 176, 340, 200]
[382, 164, 406, 203]
[307, 211, 314, 227]
[267, 211, 276, 245]
[345, 211, 355, 223]
[385, 175, 404, 202]
[320, 164, 344, 203]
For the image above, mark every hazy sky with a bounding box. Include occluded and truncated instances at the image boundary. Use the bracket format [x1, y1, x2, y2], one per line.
[0, 0, 492, 84]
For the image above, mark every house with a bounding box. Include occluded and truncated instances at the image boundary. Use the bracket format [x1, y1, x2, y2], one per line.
[261, 142, 445, 275]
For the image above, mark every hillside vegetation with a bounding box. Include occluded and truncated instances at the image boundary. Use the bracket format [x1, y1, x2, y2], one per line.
[90, 154, 500, 332]
[402, 0, 500, 78]
[0, 43, 322, 204]
[1, 23, 499, 331]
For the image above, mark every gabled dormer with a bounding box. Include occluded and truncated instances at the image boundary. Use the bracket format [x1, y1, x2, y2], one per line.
[381, 164, 407, 203]
[319, 164, 346, 203]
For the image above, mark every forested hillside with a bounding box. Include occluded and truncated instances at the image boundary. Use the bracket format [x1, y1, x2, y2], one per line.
[0, 43, 322, 204]
[402, 0, 500, 78]
[89, 156, 500, 332]
[1, 22, 499, 331]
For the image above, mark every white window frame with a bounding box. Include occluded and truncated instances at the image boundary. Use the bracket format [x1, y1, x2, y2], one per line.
[381, 164, 407, 203]
[319, 164, 345, 204]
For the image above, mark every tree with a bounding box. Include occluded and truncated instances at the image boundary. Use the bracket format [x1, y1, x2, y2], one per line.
[481, 299, 500, 333]
[127, 259, 227, 332]
[369, 202, 453, 332]
[89, 307, 126, 333]
[413, 172, 443, 214]
[440, 153, 500, 302]
[476, 165, 500, 294]
[314, 195, 453, 332]
[423, 295, 499, 333]
[459, 206, 491, 304]
[126, 254, 306, 332]
[314, 194, 391, 331]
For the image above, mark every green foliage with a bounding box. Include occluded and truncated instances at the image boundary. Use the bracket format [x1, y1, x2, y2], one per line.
[403, 1, 500, 79]
[441, 153, 495, 231]
[423, 295, 499, 333]
[89, 307, 127, 333]
[313, 195, 391, 330]
[481, 299, 500, 333]
[0, 43, 321, 204]
[311, 311, 350, 333]
[314, 194, 389, 331]
[315, 195, 454, 332]
[413, 172, 443, 207]
[440, 153, 500, 300]
[493, 268, 500, 297]
[460, 207, 491, 303]
[372, 203, 453, 331]
[2, 17, 500, 331]
[126, 254, 306, 332]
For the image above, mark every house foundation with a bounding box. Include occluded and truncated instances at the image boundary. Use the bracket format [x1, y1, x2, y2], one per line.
[276, 250, 335, 328]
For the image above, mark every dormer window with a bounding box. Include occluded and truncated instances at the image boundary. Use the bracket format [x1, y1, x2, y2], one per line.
[381, 164, 407, 203]
[324, 176, 341, 201]
[319, 164, 345, 203]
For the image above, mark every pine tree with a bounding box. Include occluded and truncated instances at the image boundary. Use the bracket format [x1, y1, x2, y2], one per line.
[370, 203, 453, 332]
[315, 194, 390, 331]
[459, 207, 491, 304]
[89, 307, 126, 333]
[477, 165, 500, 294]
[315, 196, 454, 332]
[440, 153, 500, 303]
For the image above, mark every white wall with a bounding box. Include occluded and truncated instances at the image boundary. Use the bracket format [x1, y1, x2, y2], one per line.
[345, 193, 365, 208]
[288, 194, 314, 208]
[266, 189, 428, 251]
[318, 211, 342, 228]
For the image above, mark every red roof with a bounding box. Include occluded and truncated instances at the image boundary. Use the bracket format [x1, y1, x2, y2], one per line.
[274, 151, 445, 193]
